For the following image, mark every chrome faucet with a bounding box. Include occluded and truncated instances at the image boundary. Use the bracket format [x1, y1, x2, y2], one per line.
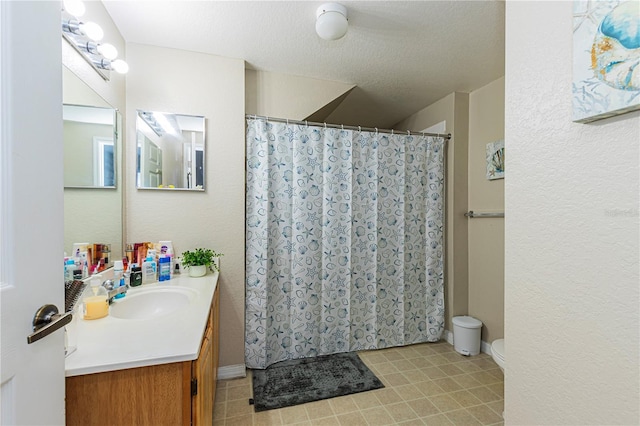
[102, 279, 129, 304]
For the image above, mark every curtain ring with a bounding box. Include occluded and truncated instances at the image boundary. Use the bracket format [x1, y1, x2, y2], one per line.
[305, 121, 308, 127]
[375, 127, 378, 134]
[324, 122, 327, 129]
[286, 118, 289, 125]
[341, 124, 344, 130]
[358, 126, 361, 132]
[391, 129, 394, 135]
[407, 130, 411, 136]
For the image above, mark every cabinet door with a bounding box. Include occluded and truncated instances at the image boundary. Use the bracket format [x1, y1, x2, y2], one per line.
[211, 286, 220, 399]
[192, 325, 214, 426]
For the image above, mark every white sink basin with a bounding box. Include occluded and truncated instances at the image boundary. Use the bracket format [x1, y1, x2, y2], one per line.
[110, 287, 198, 320]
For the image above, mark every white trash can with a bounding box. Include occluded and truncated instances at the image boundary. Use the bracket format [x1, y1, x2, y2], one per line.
[452, 316, 482, 356]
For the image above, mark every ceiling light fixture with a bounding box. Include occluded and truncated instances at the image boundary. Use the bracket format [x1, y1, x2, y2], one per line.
[315, 3, 348, 41]
[61, 0, 128, 81]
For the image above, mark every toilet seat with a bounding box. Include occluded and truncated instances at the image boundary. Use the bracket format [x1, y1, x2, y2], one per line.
[491, 339, 505, 369]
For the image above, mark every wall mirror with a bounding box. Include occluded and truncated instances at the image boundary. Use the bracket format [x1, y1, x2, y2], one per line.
[136, 110, 205, 191]
[64, 104, 117, 188]
[63, 66, 122, 266]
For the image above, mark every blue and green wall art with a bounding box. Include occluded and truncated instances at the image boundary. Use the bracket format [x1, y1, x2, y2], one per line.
[573, 0, 640, 123]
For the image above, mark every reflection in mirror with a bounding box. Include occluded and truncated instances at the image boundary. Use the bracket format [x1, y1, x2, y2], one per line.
[136, 110, 205, 190]
[63, 66, 122, 266]
[63, 104, 117, 188]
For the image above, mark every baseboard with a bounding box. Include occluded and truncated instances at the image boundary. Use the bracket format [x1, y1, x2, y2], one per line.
[217, 364, 246, 380]
[444, 329, 454, 345]
[480, 339, 492, 355]
[444, 329, 491, 355]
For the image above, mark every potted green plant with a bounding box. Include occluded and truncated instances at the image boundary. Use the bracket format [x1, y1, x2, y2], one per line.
[181, 248, 223, 277]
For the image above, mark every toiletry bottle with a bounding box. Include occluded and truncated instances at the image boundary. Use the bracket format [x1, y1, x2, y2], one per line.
[125, 244, 134, 265]
[113, 260, 125, 299]
[166, 248, 175, 276]
[130, 264, 142, 287]
[158, 255, 171, 282]
[83, 274, 108, 320]
[141, 256, 157, 284]
[73, 257, 83, 280]
[64, 259, 75, 282]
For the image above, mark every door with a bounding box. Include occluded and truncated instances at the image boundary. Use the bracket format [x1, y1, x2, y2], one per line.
[191, 325, 214, 426]
[0, 2, 65, 424]
[143, 137, 162, 187]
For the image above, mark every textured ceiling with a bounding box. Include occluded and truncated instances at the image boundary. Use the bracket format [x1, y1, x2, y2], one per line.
[103, 1, 505, 128]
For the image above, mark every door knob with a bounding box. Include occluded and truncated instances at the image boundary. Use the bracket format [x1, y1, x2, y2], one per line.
[27, 304, 72, 344]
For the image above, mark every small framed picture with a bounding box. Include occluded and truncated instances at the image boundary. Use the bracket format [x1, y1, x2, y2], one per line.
[486, 140, 504, 180]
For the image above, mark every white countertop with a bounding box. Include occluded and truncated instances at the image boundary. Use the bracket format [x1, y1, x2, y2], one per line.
[65, 272, 218, 377]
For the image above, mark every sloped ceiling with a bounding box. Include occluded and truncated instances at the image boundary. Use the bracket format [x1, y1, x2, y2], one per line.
[103, 1, 505, 128]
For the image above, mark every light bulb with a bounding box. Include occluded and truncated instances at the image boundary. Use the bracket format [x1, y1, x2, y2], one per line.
[111, 59, 129, 74]
[63, 0, 85, 18]
[80, 21, 103, 41]
[97, 43, 118, 60]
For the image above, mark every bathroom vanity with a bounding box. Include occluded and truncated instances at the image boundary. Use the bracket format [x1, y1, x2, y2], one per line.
[65, 273, 219, 426]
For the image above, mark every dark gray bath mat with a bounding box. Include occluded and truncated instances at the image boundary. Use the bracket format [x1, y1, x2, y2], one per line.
[251, 352, 384, 411]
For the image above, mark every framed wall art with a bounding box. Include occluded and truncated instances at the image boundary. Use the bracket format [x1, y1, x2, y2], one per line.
[573, 1, 640, 123]
[486, 140, 504, 181]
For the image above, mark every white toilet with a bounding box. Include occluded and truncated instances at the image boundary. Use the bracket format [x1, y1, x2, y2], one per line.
[491, 338, 505, 371]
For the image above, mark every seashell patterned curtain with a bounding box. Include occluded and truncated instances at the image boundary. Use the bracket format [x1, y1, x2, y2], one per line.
[245, 118, 445, 369]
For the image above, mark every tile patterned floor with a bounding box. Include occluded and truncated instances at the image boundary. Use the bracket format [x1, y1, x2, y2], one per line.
[213, 342, 504, 425]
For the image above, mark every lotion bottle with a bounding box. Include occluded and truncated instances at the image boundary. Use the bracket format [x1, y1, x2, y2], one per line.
[113, 260, 125, 299]
[64, 259, 75, 282]
[141, 256, 157, 284]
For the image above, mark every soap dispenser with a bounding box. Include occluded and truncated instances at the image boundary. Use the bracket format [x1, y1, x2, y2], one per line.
[83, 274, 108, 320]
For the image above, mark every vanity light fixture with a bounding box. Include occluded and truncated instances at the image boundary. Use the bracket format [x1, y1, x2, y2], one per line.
[63, 0, 85, 19]
[61, 0, 128, 81]
[138, 111, 165, 137]
[315, 3, 348, 41]
[138, 111, 181, 138]
[152, 112, 180, 136]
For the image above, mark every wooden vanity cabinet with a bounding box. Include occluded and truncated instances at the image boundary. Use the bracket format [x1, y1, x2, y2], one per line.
[65, 287, 220, 426]
[191, 283, 219, 425]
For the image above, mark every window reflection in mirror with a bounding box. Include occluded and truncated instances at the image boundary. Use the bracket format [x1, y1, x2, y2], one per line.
[136, 110, 205, 190]
[63, 105, 117, 188]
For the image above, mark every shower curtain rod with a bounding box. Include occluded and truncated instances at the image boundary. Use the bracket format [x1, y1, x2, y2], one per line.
[246, 114, 452, 140]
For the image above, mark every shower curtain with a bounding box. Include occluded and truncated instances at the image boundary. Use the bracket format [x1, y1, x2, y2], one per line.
[245, 118, 445, 369]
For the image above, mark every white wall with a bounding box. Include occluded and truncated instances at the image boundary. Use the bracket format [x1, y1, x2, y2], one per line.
[505, 2, 639, 423]
[245, 69, 354, 120]
[125, 43, 245, 367]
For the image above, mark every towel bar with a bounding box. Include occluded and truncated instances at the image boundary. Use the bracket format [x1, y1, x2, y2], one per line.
[464, 210, 504, 218]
